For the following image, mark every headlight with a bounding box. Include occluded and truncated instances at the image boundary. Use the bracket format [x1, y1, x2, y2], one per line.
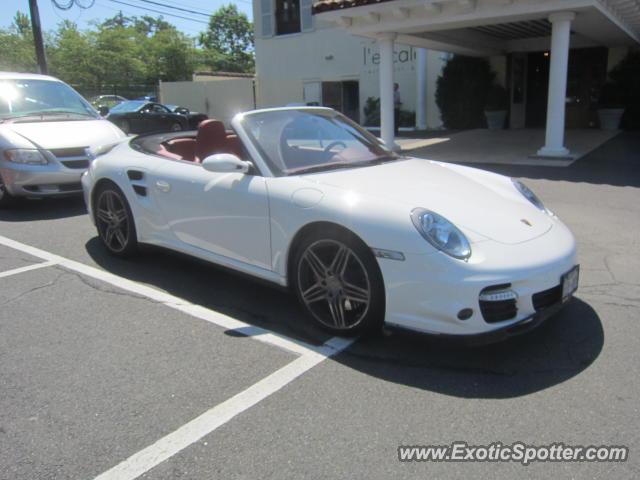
[4, 149, 48, 165]
[411, 208, 471, 260]
[512, 179, 552, 215]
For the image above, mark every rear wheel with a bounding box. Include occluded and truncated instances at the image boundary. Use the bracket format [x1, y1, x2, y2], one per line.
[94, 184, 138, 257]
[170, 122, 182, 132]
[293, 229, 385, 335]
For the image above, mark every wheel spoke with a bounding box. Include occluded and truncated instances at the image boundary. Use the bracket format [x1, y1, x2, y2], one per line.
[104, 226, 116, 247]
[301, 282, 327, 304]
[105, 192, 116, 212]
[303, 248, 328, 280]
[114, 228, 127, 248]
[113, 208, 127, 224]
[97, 208, 111, 223]
[328, 296, 346, 328]
[330, 245, 350, 276]
[342, 281, 370, 305]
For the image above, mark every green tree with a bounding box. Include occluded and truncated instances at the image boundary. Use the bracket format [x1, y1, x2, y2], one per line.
[199, 4, 254, 73]
[49, 21, 95, 85]
[0, 12, 38, 72]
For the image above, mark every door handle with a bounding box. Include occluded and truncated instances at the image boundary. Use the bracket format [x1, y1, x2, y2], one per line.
[155, 180, 171, 192]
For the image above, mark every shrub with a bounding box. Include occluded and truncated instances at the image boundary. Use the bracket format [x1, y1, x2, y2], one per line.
[607, 50, 640, 129]
[363, 96, 380, 126]
[363, 96, 415, 127]
[435, 55, 495, 129]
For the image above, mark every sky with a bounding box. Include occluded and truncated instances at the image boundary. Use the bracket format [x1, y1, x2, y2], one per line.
[3, 0, 254, 38]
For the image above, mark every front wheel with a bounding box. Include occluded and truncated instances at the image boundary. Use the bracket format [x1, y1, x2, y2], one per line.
[293, 230, 385, 335]
[0, 174, 16, 208]
[94, 184, 138, 257]
[170, 122, 183, 132]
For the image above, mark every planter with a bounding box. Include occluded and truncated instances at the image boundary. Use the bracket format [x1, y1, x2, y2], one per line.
[597, 108, 624, 130]
[484, 110, 506, 130]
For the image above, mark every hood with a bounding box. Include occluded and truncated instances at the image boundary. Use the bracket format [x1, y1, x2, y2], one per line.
[304, 158, 553, 245]
[4, 119, 125, 150]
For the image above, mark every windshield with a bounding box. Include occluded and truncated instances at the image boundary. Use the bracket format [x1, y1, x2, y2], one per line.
[0, 78, 97, 120]
[240, 108, 399, 176]
[109, 100, 147, 113]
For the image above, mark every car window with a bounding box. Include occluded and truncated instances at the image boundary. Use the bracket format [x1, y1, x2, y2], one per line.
[150, 104, 170, 113]
[0, 78, 97, 119]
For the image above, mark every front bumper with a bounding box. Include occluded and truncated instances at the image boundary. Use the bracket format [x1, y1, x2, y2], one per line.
[378, 221, 578, 338]
[1, 159, 85, 198]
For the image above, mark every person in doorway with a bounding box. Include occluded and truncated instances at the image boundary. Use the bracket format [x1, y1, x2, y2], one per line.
[394, 83, 402, 136]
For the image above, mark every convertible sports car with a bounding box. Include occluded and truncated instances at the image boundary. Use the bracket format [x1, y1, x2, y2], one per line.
[104, 100, 188, 134]
[82, 107, 579, 341]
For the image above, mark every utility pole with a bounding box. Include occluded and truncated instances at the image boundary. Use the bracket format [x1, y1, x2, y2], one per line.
[28, 0, 48, 74]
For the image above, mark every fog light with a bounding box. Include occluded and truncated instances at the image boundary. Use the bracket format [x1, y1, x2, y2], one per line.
[457, 308, 473, 320]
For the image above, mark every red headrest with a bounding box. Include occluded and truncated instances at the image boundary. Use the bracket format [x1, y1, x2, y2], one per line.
[196, 119, 228, 161]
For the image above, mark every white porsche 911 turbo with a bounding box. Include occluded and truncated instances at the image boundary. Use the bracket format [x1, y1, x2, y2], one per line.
[82, 107, 578, 342]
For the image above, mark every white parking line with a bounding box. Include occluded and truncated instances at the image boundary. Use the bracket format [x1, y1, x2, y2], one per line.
[0, 234, 355, 479]
[0, 260, 55, 278]
[93, 336, 353, 480]
[0, 235, 323, 357]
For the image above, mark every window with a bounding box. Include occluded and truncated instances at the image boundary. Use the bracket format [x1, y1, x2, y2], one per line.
[262, 0, 313, 37]
[276, 0, 300, 35]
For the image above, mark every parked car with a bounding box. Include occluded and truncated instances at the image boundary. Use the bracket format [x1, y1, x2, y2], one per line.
[104, 101, 188, 134]
[82, 107, 578, 341]
[0, 72, 127, 207]
[90, 94, 128, 113]
[165, 104, 208, 129]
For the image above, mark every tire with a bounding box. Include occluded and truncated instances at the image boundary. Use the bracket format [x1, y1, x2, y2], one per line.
[170, 122, 182, 132]
[0, 174, 16, 208]
[292, 229, 385, 335]
[94, 183, 138, 257]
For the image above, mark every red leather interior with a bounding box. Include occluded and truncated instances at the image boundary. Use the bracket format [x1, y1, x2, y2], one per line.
[158, 119, 244, 162]
[225, 135, 244, 159]
[167, 138, 196, 161]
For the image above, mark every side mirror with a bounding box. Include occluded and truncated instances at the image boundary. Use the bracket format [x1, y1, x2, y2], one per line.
[201, 153, 250, 173]
[98, 105, 109, 116]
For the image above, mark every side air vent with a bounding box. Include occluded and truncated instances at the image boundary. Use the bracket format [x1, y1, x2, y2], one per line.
[132, 185, 147, 196]
[127, 170, 144, 181]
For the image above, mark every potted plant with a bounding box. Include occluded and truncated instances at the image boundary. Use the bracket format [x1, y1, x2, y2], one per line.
[484, 84, 509, 130]
[597, 82, 625, 130]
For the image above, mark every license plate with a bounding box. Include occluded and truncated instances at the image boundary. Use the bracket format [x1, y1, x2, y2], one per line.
[561, 265, 579, 300]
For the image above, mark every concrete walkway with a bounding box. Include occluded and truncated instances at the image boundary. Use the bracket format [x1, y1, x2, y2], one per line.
[397, 129, 620, 166]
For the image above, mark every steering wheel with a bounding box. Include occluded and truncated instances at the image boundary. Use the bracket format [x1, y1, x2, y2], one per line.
[322, 141, 347, 160]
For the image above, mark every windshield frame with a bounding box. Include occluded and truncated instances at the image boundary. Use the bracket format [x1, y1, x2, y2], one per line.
[0, 78, 99, 120]
[236, 107, 400, 177]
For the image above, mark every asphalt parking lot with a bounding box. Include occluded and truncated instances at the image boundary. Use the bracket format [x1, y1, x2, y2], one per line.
[1, 132, 639, 479]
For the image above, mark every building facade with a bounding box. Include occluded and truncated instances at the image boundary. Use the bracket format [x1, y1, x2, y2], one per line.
[253, 0, 446, 128]
[256, 0, 638, 156]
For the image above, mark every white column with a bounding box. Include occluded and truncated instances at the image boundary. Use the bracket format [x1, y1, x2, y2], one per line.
[537, 11, 575, 157]
[416, 48, 427, 130]
[378, 33, 398, 150]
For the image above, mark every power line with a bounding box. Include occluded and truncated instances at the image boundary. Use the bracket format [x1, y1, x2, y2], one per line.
[107, 0, 210, 24]
[131, 0, 213, 17]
